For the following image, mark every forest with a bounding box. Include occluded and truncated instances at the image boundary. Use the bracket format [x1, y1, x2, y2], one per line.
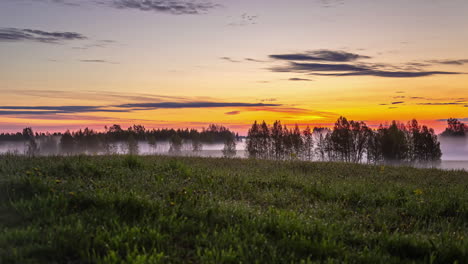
[0, 118, 466, 165]
[246, 117, 466, 164]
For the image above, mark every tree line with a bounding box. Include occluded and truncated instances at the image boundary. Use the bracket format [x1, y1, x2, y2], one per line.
[0, 124, 238, 157]
[246, 117, 467, 164]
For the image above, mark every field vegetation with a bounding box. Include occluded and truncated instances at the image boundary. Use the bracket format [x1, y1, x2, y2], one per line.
[1, 154, 468, 263]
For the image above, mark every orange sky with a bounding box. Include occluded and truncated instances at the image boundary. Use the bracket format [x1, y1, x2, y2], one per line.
[0, 0, 467, 134]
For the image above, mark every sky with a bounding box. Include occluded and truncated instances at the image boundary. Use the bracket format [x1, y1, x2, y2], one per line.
[0, 0, 467, 133]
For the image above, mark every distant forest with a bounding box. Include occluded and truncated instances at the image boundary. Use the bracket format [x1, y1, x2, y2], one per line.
[246, 117, 467, 164]
[0, 118, 466, 164]
[0, 124, 239, 156]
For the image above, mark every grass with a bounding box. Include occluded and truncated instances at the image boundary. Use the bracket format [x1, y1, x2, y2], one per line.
[1, 154, 467, 263]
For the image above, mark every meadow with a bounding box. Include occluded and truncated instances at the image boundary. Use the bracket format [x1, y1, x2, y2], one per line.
[1, 154, 467, 263]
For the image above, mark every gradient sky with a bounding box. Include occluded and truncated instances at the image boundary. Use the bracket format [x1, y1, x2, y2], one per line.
[0, 0, 467, 133]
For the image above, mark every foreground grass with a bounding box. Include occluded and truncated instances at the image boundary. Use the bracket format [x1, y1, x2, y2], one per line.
[0, 155, 467, 263]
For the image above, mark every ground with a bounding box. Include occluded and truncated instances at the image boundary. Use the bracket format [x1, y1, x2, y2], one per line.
[1, 155, 467, 263]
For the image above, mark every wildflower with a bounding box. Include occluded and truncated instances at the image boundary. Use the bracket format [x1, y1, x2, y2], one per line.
[69, 192, 76, 196]
[170, 201, 175, 207]
[413, 189, 423, 195]
[55, 179, 62, 184]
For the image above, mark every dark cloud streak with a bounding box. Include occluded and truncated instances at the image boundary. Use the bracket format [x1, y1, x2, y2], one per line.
[106, 0, 219, 15]
[0, 102, 282, 116]
[0, 28, 86, 44]
[270, 50, 371, 62]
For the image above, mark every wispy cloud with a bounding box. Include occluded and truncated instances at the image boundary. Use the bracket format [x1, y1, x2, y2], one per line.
[116, 102, 281, 109]
[267, 49, 466, 78]
[228, 13, 258, 26]
[225, 111, 240, 115]
[427, 59, 468, 66]
[108, 0, 219, 15]
[15, 0, 219, 15]
[288, 78, 312, 81]
[0, 28, 86, 44]
[72, 39, 116, 50]
[220, 57, 240, 63]
[0, 101, 282, 116]
[270, 50, 370, 62]
[245, 58, 266, 63]
[417, 102, 466, 106]
[80, 59, 118, 64]
[318, 0, 345, 8]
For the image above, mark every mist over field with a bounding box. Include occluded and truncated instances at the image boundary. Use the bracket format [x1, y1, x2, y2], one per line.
[1, 138, 466, 170]
[439, 137, 468, 161]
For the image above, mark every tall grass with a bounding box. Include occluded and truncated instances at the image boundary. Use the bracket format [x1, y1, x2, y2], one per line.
[1, 155, 467, 263]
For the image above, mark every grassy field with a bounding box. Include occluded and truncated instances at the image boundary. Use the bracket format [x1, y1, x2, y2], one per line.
[1, 155, 467, 263]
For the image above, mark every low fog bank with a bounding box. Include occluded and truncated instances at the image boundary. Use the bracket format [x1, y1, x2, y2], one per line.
[0, 140, 247, 158]
[1, 139, 467, 170]
[439, 137, 468, 161]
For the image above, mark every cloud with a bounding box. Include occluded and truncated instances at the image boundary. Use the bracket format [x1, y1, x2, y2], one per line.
[417, 102, 466, 106]
[72, 39, 116, 50]
[270, 50, 371, 62]
[272, 62, 368, 72]
[270, 62, 462, 78]
[318, 0, 345, 8]
[107, 0, 219, 15]
[0, 102, 281, 116]
[228, 13, 258, 26]
[288, 78, 312, 81]
[245, 58, 266, 63]
[16, 0, 218, 15]
[0, 28, 86, 43]
[428, 59, 468, 66]
[391, 101, 404, 105]
[259, 98, 278, 102]
[225, 111, 240, 115]
[116, 102, 281, 109]
[267, 49, 467, 78]
[220, 57, 240, 63]
[80, 59, 118, 64]
[0, 105, 129, 115]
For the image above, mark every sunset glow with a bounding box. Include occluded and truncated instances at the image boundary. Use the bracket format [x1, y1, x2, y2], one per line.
[1, 0, 467, 133]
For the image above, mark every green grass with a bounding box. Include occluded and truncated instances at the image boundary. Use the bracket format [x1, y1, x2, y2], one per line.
[1, 154, 468, 263]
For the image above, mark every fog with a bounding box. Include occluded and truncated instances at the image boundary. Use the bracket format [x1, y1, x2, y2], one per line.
[0, 139, 467, 170]
[439, 137, 468, 161]
[0, 140, 247, 158]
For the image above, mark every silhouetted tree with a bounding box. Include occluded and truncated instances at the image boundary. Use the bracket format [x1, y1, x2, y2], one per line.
[246, 121, 261, 158]
[191, 134, 202, 153]
[148, 135, 158, 154]
[39, 133, 58, 155]
[222, 134, 237, 158]
[169, 134, 183, 154]
[60, 130, 75, 155]
[291, 124, 303, 159]
[23, 127, 38, 156]
[271, 121, 284, 160]
[377, 122, 409, 163]
[329, 117, 353, 162]
[303, 126, 313, 161]
[441, 118, 466, 137]
[259, 121, 271, 159]
[127, 133, 139, 155]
